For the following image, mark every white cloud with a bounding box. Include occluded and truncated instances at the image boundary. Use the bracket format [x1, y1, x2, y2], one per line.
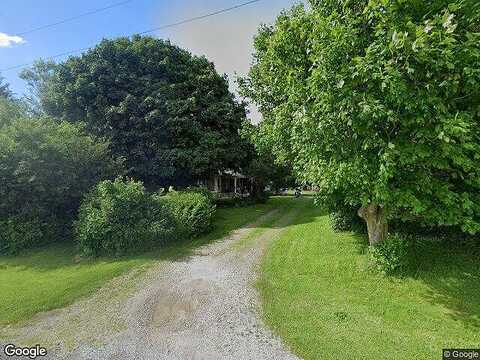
[0, 32, 25, 47]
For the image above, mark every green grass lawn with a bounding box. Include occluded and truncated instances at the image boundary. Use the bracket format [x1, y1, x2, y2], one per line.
[259, 198, 480, 360]
[0, 198, 287, 325]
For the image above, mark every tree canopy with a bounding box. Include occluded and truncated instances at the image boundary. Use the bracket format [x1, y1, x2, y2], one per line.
[0, 98, 26, 128]
[0, 106, 122, 253]
[0, 114, 122, 221]
[0, 75, 12, 99]
[19, 59, 57, 115]
[240, 0, 480, 244]
[34, 36, 249, 188]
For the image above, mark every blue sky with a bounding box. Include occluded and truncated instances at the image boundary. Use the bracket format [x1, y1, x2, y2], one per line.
[0, 0, 300, 100]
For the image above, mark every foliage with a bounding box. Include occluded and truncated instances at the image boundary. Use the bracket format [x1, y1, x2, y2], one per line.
[34, 36, 249, 188]
[0, 196, 280, 325]
[244, 154, 293, 197]
[325, 196, 366, 233]
[0, 217, 48, 255]
[183, 186, 215, 203]
[0, 97, 27, 128]
[240, 0, 480, 238]
[368, 234, 412, 275]
[329, 211, 352, 232]
[242, 121, 295, 195]
[215, 196, 259, 208]
[0, 117, 122, 219]
[163, 191, 216, 237]
[0, 74, 12, 99]
[0, 116, 122, 253]
[19, 59, 57, 115]
[75, 178, 176, 256]
[329, 207, 365, 233]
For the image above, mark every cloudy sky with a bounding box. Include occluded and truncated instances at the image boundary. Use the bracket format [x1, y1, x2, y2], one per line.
[0, 0, 302, 122]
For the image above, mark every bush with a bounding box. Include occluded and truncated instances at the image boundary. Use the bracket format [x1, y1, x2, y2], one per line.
[0, 215, 68, 255]
[0, 116, 123, 253]
[75, 179, 175, 256]
[184, 186, 215, 203]
[164, 191, 216, 236]
[0, 217, 44, 255]
[369, 234, 413, 275]
[329, 204, 366, 233]
[0, 97, 25, 128]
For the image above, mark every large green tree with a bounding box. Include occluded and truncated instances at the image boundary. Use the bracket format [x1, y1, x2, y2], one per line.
[241, 0, 480, 244]
[35, 36, 248, 188]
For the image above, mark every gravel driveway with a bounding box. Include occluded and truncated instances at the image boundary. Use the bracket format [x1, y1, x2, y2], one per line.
[2, 207, 300, 360]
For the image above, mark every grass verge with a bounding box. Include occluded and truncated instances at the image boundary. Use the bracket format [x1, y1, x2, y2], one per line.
[259, 199, 480, 359]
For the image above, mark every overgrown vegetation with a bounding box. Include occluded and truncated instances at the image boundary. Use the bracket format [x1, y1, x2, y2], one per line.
[163, 191, 216, 237]
[328, 202, 365, 233]
[368, 234, 412, 275]
[75, 179, 176, 257]
[0, 74, 12, 99]
[0, 36, 268, 256]
[0, 102, 122, 254]
[75, 180, 218, 257]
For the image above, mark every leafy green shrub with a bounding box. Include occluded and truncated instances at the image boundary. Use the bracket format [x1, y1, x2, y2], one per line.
[0, 116, 123, 253]
[329, 204, 366, 233]
[0, 97, 25, 128]
[330, 211, 354, 232]
[164, 191, 216, 236]
[0, 217, 44, 255]
[184, 186, 215, 203]
[75, 178, 175, 256]
[0, 215, 68, 255]
[369, 234, 413, 275]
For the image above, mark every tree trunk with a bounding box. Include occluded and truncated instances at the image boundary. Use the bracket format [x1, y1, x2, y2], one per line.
[358, 203, 388, 246]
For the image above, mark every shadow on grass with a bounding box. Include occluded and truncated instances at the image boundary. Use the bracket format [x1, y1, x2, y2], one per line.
[410, 239, 480, 330]
[347, 227, 480, 331]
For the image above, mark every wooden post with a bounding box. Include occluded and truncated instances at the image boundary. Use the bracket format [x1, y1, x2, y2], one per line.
[234, 177, 238, 194]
